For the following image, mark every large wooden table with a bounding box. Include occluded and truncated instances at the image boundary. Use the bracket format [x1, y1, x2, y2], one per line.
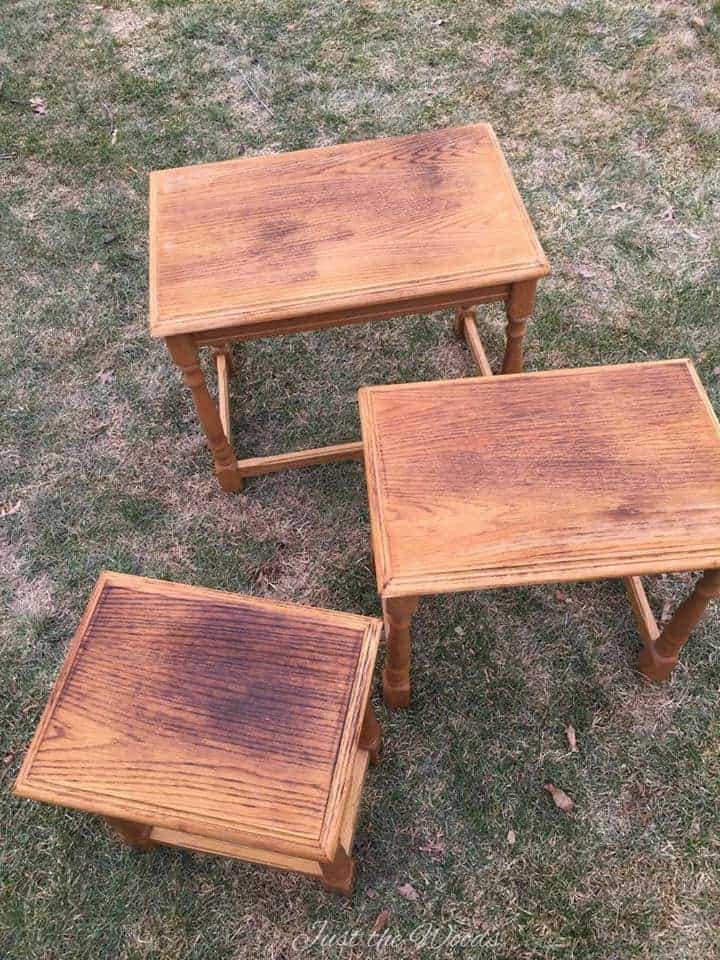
[14, 572, 382, 895]
[359, 360, 720, 708]
[149, 123, 549, 490]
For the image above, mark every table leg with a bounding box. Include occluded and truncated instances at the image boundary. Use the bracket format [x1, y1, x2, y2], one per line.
[106, 816, 156, 851]
[211, 341, 235, 378]
[320, 843, 355, 895]
[502, 279, 536, 374]
[359, 698, 382, 764]
[165, 334, 244, 492]
[454, 304, 494, 377]
[638, 569, 720, 681]
[382, 596, 419, 709]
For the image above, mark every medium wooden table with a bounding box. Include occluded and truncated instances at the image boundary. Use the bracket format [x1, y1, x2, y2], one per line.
[149, 123, 549, 491]
[14, 572, 382, 895]
[359, 360, 720, 708]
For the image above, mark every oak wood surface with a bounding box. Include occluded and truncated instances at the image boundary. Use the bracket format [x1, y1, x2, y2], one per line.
[359, 360, 720, 598]
[624, 576, 660, 648]
[14, 572, 381, 863]
[149, 124, 548, 338]
[235, 440, 364, 478]
[147, 750, 370, 880]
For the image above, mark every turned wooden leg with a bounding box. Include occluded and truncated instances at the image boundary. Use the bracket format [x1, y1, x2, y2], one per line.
[165, 333, 244, 492]
[106, 816, 156, 851]
[320, 843, 355, 895]
[638, 570, 720, 681]
[453, 305, 472, 338]
[382, 596, 419, 709]
[359, 698, 382, 764]
[502, 279, 536, 374]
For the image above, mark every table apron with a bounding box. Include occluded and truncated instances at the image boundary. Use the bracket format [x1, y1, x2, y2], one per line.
[192, 284, 511, 346]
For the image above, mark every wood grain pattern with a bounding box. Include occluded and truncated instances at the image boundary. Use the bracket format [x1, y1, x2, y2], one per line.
[191, 283, 512, 346]
[214, 348, 232, 445]
[638, 569, 720, 681]
[149, 124, 548, 338]
[148, 750, 370, 881]
[14, 572, 381, 863]
[165, 334, 243, 491]
[359, 360, 720, 598]
[502, 279, 536, 374]
[624, 576, 660, 648]
[235, 441, 364, 478]
[455, 306, 493, 377]
[382, 597, 419, 709]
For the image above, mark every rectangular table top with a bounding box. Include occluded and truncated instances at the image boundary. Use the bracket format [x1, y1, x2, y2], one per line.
[149, 123, 549, 338]
[14, 573, 381, 862]
[359, 360, 720, 597]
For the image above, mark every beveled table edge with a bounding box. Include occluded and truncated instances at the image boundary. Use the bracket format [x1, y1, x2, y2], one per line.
[359, 359, 720, 597]
[148, 122, 550, 337]
[14, 571, 383, 863]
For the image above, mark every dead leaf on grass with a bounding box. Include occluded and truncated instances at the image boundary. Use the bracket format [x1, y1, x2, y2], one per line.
[419, 839, 446, 857]
[29, 96, 46, 115]
[575, 266, 596, 279]
[397, 882, 419, 901]
[0, 500, 21, 518]
[373, 908, 391, 932]
[506, 829, 516, 845]
[543, 783, 575, 812]
[566, 725, 578, 752]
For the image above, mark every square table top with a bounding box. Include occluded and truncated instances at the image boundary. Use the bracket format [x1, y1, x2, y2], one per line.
[149, 123, 549, 339]
[359, 360, 720, 598]
[14, 573, 381, 862]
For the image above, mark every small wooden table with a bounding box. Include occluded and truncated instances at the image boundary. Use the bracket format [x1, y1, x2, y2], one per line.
[149, 123, 549, 491]
[14, 572, 382, 895]
[359, 360, 720, 708]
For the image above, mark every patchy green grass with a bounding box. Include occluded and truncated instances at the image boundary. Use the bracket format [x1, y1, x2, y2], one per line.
[2, 0, 720, 957]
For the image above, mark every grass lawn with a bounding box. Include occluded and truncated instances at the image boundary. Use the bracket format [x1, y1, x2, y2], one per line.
[2, 0, 720, 957]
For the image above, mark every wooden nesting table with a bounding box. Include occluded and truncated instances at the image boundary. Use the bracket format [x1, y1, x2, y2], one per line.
[149, 123, 549, 491]
[14, 573, 382, 895]
[359, 360, 720, 708]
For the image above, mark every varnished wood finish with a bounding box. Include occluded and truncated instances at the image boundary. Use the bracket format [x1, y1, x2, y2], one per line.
[165, 334, 243, 491]
[361, 361, 720, 596]
[320, 843, 355, 896]
[148, 749, 370, 881]
[455, 306, 493, 377]
[358, 700, 382, 764]
[235, 441, 364, 478]
[106, 816, 155, 851]
[150, 125, 548, 486]
[149, 124, 548, 338]
[193, 283, 512, 346]
[15, 573, 382, 891]
[214, 349, 232, 445]
[502, 279, 536, 374]
[382, 597, 419, 709]
[624, 576, 660, 648]
[638, 569, 720, 681]
[359, 360, 720, 704]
